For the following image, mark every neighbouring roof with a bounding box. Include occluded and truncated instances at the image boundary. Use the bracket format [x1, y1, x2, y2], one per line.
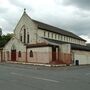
[86, 43, 90, 47]
[33, 20, 86, 42]
[71, 44, 90, 51]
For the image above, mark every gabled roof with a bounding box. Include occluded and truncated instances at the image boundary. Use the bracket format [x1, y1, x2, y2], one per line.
[33, 20, 86, 42]
[18, 11, 86, 42]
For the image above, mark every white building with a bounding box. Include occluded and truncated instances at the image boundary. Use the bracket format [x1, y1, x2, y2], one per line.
[1, 9, 90, 65]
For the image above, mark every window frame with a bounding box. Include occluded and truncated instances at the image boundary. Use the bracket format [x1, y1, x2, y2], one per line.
[30, 50, 33, 57]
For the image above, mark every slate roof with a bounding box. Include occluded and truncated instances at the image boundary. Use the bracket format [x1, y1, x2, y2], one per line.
[71, 44, 90, 51]
[44, 38, 90, 51]
[26, 36, 90, 51]
[26, 43, 49, 48]
[33, 20, 86, 41]
[86, 43, 90, 47]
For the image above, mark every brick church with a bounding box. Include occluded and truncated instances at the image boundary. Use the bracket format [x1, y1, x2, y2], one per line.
[0, 9, 90, 65]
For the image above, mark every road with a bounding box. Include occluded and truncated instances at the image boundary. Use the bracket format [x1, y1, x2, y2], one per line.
[0, 63, 90, 90]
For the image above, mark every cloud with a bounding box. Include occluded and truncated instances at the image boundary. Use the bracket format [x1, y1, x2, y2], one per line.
[0, 0, 10, 13]
[63, 0, 90, 10]
[0, 0, 90, 42]
[0, 0, 23, 34]
[80, 35, 90, 43]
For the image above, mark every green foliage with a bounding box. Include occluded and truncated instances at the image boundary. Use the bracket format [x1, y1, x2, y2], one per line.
[0, 33, 13, 48]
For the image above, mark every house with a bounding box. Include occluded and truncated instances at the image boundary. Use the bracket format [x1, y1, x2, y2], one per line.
[1, 9, 90, 65]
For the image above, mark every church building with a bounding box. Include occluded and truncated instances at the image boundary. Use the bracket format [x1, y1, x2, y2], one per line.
[1, 9, 90, 65]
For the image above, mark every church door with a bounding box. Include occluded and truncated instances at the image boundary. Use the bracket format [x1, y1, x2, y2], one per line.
[11, 50, 16, 61]
[52, 46, 56, 61]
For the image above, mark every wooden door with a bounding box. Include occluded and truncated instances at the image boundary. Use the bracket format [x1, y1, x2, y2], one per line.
[11, 50, 16, 61]
[52, 47, 56, 61]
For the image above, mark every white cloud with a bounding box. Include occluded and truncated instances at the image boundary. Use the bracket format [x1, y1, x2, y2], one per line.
[80, 35, 90, 43]
[63, 0, 90, 10]
[0, 0, 90, 42]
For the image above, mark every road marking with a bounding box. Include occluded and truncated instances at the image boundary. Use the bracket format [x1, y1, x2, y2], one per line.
[11, 72, 59, 83]
[31, 77, 59, 83]
[86, 73, 90, 75]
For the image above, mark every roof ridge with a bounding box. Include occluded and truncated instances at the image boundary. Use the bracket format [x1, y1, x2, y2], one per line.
[33, 19, 86, 41]
[21, 11, 86, 42]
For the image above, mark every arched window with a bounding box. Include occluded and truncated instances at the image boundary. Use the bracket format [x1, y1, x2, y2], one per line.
[44, 31, 46, 37]
[11, 44, 16, 50]
[24, 29, 26, 43]
[30, 50, 33, 57]
[48, 32, 49, 38]
[52, 33, 53, 38]
[18, 51, 21, 57]
[55, 34, 56, 39]
[20, 35, 22, 42]
[27, 34, 29, 43]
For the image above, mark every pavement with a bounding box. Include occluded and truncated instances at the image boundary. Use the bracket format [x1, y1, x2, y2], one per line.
[0, 63, 90, 90]
[6, 61, 67, 67]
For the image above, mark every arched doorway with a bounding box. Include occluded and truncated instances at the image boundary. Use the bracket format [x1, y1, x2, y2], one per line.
[11, 44, 16, 61]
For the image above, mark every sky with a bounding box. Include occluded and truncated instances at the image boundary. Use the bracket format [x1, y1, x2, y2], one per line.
[0, 0, 90, 43]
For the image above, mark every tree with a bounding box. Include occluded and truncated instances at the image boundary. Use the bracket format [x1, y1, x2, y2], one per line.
[0, 28, 2, 36]
[0, 33, 13, 48]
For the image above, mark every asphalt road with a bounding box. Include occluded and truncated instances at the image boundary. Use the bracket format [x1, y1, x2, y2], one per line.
[0, 63, 90, 90]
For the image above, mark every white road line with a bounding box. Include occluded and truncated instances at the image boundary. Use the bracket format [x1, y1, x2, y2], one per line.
[31, 77, 59, 83]
[86, 73, 90, 75]
[11, 72, 59, 83]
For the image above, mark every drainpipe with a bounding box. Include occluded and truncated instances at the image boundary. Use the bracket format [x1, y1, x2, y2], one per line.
[71, 51, 74, 65]
[1, 49, 3, 62]
[26, 47, 28, 63]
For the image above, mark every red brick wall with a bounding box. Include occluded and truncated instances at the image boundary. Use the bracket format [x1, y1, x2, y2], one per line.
[27, 52, 52, 64]
[16, 52, 26, 62]
[59, 52, 72, 65]
[3, 50, 72, 65]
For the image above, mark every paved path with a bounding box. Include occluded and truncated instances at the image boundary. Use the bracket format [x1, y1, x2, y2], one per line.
[0, 63, 90, 90]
